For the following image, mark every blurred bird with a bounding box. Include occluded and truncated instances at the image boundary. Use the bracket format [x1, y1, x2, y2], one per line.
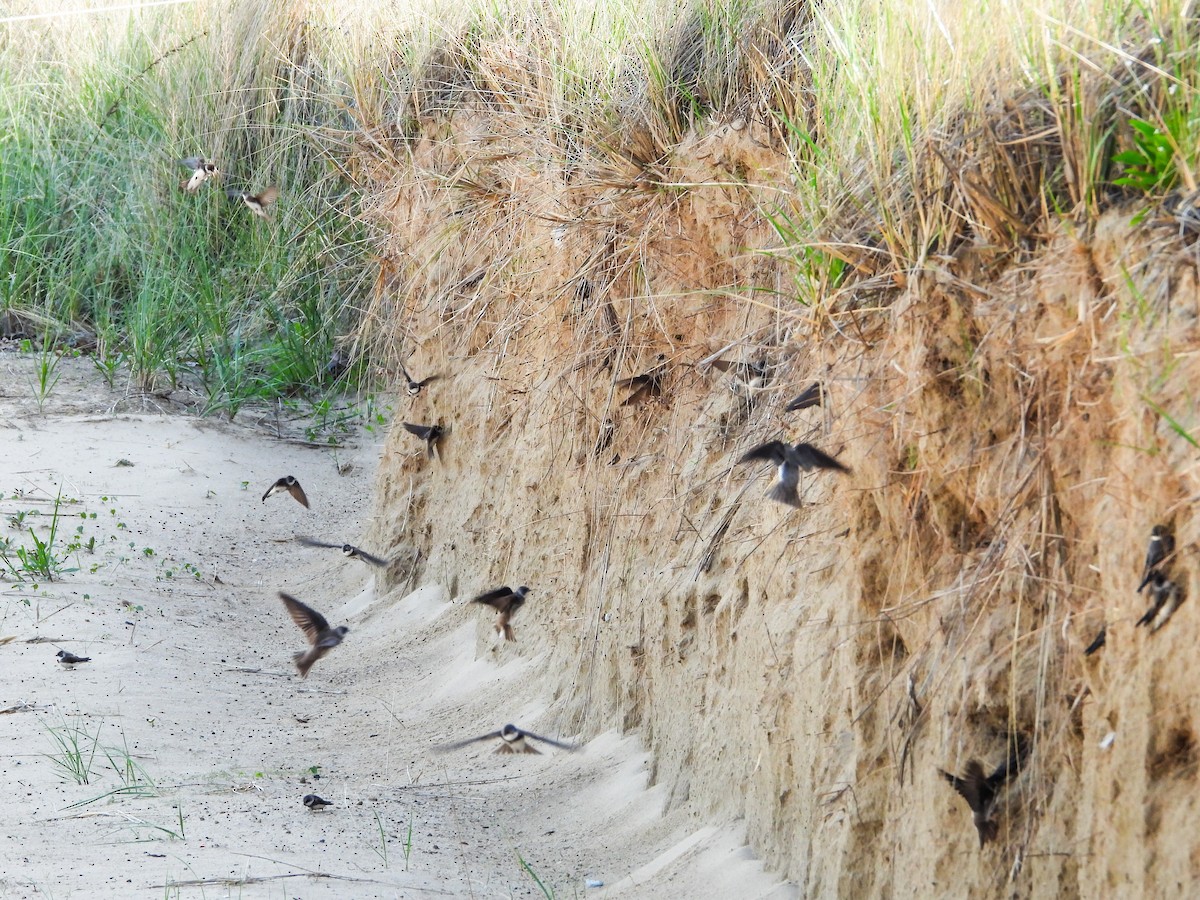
[471, 585, 528, 642]
[178, 155, 219, 192]
[785, 382, 824, 412]
[1137, 525, 1174, 593]
[617, 354, 669, 406]
[56, 650, 91, 668]
[435, 723, 577, 755]
[1136, 572, 1183, 632]
[737, 439, 850, 507]
[296, 536, 388, 568]
[1083, 628, 1106, 656]
[262, 476, 309, 509]
[402, 422, 443, 459]
[303, 794, 333, 810]
[940, 738, 1028, 846]
[280, 592, 349, 678]
[708, 358, 769, 394]
[401, 364, 440, 396]
[227, 185, 279, 219]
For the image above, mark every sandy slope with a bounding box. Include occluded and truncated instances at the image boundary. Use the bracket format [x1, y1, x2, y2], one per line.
[0, 355, 792, 899]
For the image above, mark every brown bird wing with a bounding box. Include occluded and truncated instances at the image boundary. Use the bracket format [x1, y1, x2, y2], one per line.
[348, 545, 389, 567]
[287, 480, 310, 508]
[472, 586, 517, 610]
[280, 592, 330, 645]
[522, 730, 579, 751]
[403, 422, 434, 440]
[785, 382, 822, 411]
[179, 156, 205, 169]
[255, 185, 280, 207]
[792, 442, 850, 473]
[433, 731, 503, 752]
[941, 760, 988, 812]
[738, 441, 787, 465]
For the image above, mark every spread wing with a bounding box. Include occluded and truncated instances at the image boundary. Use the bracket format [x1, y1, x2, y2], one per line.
[287, 480, 310, 508]
[179, 156, 204, 169]
[523, 730, 580, 751]
[348, 545, 389, 567]
[941, 760, 988, 812]
[433, 731, 503, 752]
[785, 382, 822, 411]
[403, 422, 434, 440]
[280, 592, 330, 644]
[792, 442, 850, 472]
[297, 536, 340, 550]
[738, 441, 787, 465]
[472, 586, 516, 610]
[255, 185, 280, 206]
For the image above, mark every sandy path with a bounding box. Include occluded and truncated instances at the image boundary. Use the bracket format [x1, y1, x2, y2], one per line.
[0, 356, 792, 899]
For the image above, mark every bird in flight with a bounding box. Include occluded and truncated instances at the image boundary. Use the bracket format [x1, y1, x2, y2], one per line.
[179, 155, 219, 193]
[471, 585, 528, 642]
[435, 723, 578, 755]
[737, 439, 850, 507]
[262, 476, 309, 509]
[227, 185, 279, 219]
[279, 592, 349, 678]
[296, 536, 389, 568]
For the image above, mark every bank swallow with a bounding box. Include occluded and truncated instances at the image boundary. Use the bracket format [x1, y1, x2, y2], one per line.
[617, 354, 668, 406]
[940, 738, 1027, 847]
[401, 364, 440, 396]
[471, 585, 528, 642]
[262, 476, 309, 508]
[179, 156, 219, 192]
[785, 382, 823, 412]
[402, 422, 443, 459]
[303, 794, 333, 810]
[709, 358, 769, 392]
[1136, 572, 1183, 632]
[56, 650, 91, 668]
[1083, 628, 1106, 656]
[296, 536, 388, 568]
[280, 592, 349, 678]
[435, 723, 577, 755]
[227, 185, 279, 219]
[1137, 525, 1174, 593]
[737, 439, 850, 507]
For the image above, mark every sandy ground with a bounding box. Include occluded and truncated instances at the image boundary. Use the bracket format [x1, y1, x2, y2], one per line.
[0, 354, 794, 899]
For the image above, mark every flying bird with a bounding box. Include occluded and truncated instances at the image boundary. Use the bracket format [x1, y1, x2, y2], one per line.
[178, 155, 219, 192]
[280, 592, 349, 678]
[435, 723, 578, 755]
[303, 794, 333, 810]
[56, 650, 91, 668]
[785, 382, 823, 412]
[402, 422, 443, 459]
[401, 364, 440, 396]
[471, 585, 528, 642]
[940, 738, 1028, 847]
[1136, 572, 1183, 632]
[1083, 627, 1106, 656]
[737, 439, 850, 507]
[227, 185, 280, 219]
[296, 536, 388, 568]
[1137, 525, 1174, 593]
[262, 476, 309, 509]
[617, 354, 669, 406]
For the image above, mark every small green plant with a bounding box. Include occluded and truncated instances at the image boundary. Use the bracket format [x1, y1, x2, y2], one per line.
[43, 717, 102, 786]
[372, 809, 388, 867]
[1113, 116, 1181, 194]
[517, 851, 555, 900]
[0, 488, 76, 581]
[30, 340, 62, 413]
[403, 809, 415, 871]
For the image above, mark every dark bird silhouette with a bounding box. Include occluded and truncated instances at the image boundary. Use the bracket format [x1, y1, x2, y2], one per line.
[401, 364, 440, 396]
[227, 185, 279, 219]
[940, 738, 1028, 846]
[1137, 525, 1174, 593]
[402, 422, 444, 459]
[737, 439, 850, 507]
[617, 354, 669, 406]
[1136, 572, 1183, 631]
[178, 155, 219, 192]
[262, 476, 309, 509]
[296, 536, 388, 568]
[785, 382, 823, 412]
[280, 592, 349, 678]
[1083, 628, 1106, 656]
[303, 794, 333, 810]
[471, 585, 528, 642]
[435, 723, 577, 755]
[56, 650, 91, 668]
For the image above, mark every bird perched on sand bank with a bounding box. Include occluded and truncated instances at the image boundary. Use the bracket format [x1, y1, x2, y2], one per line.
[56, 650, 91, 668]
[1136, 571, 1184, 632]
[736, 439, 850, 507]
[1137, 524, 1174, 593]
[303, 794, 333, 810]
